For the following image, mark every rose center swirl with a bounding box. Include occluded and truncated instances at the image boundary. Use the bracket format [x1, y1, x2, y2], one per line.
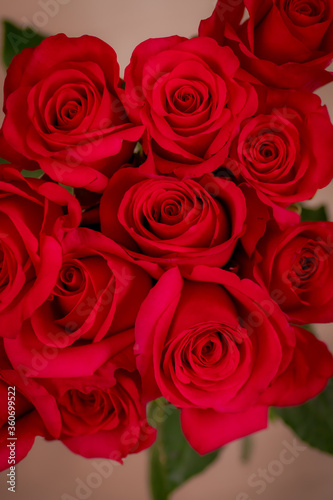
[286, 0, 325, 17]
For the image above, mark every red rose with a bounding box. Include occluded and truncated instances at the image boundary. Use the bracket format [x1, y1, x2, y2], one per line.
[135, 267, 333, 453]
[200, 0, 333, 89]
[100, 167, 247, 275]
[2, 226, 155, 462]
[123, 36, 257, 177]
[199, 0, 246, 44]
[2, 334, 155, 463]
[43, 347, 156, 461]
[249, 0, 333, 64]
[0, 35, 144, 192]
[3, 227, 152, 378]
[229, 88, 333, 206]
[253, 221, 333, 324]
[0, 167, 80, 338]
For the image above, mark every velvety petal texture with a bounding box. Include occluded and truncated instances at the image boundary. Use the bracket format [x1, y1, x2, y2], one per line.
[199, 0, 333, 89]
[135, 266, 333, 452]
[100, 167, 247, 275]
[123, 36, 257, 177]
[0, 35, 144, 192]
[0, 167, 81, 338]
[0, 342, 56, 472]
[3, 228, 153, 378]
[230, 88, 333, 206]
[50, 361, 156, 461]
[0, 7, 332, 470]
[253, 221, 333, 323]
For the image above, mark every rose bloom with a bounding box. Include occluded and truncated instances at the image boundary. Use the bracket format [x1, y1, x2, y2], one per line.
[200, 0, 333, 89]
[100, 167, 247, 275]
[252, 221, 333, 324]
[135, 266, 333, 453]
[1, 334, 155, 462]
[44, 359, 156, 460]
[229, 88, 333, 206]
[123, 36, 257, 177]
[0, 35, 144, 192]
[2, 227, 152, 379]
[0, 167, 81, 338]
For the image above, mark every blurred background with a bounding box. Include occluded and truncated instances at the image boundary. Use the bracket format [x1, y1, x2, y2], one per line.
[0, 1, 332, 499]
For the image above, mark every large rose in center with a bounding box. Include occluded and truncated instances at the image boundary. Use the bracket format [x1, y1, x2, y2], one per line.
[100, 167, 246, 274]
[123, 36, 257, 177]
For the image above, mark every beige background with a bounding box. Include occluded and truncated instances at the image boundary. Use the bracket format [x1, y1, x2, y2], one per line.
[0, 1, 332, 499]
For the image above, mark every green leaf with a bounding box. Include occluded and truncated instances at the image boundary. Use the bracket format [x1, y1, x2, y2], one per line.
[59, 183, 74, 195]
[301, 204, 328, 222]
[2, 20, 47, 68]
[269, 407, 279, 421]
[287, 203, 302, 216]
[275, 378, 333, 455]
[240, 436, 253, 463]
[20, 169, 44, 178]
[301, 324, 316, 336]
[0, 158, 9, 164]
[148, 400, 220, 500]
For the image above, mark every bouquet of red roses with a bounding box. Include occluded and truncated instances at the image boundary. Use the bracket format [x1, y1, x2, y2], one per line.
[0, 1, 333, 498]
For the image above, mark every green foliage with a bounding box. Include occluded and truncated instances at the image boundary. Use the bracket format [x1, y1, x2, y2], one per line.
[301, 204, 328, 222]
[240, 436, 254, 463]
[275, 379, 333, 455]
[20, 169, 44, 178]
[149, 399, 220, 500]
[2, 20, 46, 68]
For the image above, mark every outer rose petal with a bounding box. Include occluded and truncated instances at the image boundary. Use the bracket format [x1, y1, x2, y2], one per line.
[0, 411, 46, 472]
[1, 368, 62, 438]
[62, 421, 156, 462]
[135, 267, 183, 402]
[4, 326, 135, 379]
[211, 18, 333, 90]
[181, 405, 268, 454]
[199, 0, 246, 44]
[260, 327, 333, 406]
[0, 168, 81, 338]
